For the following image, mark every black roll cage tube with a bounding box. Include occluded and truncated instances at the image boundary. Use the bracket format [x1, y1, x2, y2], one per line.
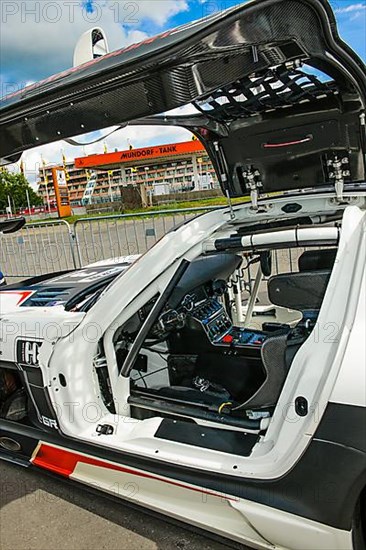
[120, 259, 190, 377]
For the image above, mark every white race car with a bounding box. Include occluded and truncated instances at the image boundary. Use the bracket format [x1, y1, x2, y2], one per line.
[0, 1, 365, 549]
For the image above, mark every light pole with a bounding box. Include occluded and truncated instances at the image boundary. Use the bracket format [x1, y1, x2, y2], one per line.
[107, 170, 114, 203]
[197, 157, 203, 189]
[171, 162, 177, 191]
[183, 161, 187, 191]
[26, 188, 32, 221]
[139, 167, 147, 208]
[144, 167, 152, 206]
[7, 195, 12, 217]
[41, 156, 52, 214]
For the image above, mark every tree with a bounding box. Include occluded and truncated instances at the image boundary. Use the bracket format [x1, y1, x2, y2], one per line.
[0, 168, 42, 212]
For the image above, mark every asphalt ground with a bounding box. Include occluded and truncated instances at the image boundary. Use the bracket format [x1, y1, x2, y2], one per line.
[0, 461, 238, 550]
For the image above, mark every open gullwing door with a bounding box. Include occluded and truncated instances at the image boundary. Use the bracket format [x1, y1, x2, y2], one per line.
[1, 0, 365, 198]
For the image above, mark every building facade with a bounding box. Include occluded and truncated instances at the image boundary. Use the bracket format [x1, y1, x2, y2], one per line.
[38, 141, 217, 206]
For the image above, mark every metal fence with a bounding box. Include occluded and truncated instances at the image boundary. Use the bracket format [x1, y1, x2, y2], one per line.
[73, 207, 215, 267]
[0, 207, 214, 281]
[0, 220, 78, 282]
[0, 207, 313, 283]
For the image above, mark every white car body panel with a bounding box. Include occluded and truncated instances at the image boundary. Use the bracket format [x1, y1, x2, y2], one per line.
[1, 0, 366, 545]
[0, 195, 365, 550]
[33, 203, 364, 479]
[329, 267, 366, 407]
[31, 440, 354, 550]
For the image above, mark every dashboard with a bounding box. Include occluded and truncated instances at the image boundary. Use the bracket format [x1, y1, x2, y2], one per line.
[156, 280, 267, 350]
[190, 296, 266, 348]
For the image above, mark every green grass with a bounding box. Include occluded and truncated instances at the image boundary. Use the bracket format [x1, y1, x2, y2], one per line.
[59, 196, 248, 224]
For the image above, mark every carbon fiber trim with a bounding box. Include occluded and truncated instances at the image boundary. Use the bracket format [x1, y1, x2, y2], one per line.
[237, 333, 288, 409]
[1, 0, 365, 168]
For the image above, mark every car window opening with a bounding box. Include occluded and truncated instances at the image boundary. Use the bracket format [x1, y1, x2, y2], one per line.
[101, 236, 339, 439]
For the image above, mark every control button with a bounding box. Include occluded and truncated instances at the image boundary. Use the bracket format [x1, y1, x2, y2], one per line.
[222, 334, 234, 344]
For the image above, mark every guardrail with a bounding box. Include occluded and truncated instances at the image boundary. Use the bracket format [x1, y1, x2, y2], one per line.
[1, 207, 216, 281]
[73, 207, 216, 267]
[0, 219, 78, 282]
[0, 207, 309, 283]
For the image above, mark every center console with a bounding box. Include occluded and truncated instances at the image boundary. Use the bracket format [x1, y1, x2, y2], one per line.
[191, 298, 266, 348]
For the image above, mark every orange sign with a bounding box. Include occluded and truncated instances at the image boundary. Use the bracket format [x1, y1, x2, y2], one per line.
[75, 140, 205, 169]
[52, 168, 72, 218]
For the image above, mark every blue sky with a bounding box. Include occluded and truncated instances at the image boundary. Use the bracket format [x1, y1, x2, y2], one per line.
[84, 0, 366, 59]
[1, 0, 364, 95]
[0, 0, 365, 182]
[330, 1, 366, 58]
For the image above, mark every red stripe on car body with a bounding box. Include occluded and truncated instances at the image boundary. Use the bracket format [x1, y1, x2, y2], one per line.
[32, 443, 237, 501]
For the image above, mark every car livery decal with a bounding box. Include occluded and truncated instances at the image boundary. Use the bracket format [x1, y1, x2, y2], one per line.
[16, 339, 42, 367]
[0, 290, 35, 307]
[49, 266, 126, 284]
[31, 443, 238, 502]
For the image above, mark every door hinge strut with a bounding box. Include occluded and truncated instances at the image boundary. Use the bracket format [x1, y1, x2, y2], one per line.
[327, 154, 350, 203]
[214, 141, 235, 219]
[242, 166, 263, 210]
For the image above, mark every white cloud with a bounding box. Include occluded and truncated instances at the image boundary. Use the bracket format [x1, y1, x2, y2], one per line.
[0, 0, 188, 89]
[87, 0, 189, 26]
[350, 11, 364, 20]
[2, 0, 192, 185]
[11, 124, 192, 187]
[334, 3, 366, 13]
